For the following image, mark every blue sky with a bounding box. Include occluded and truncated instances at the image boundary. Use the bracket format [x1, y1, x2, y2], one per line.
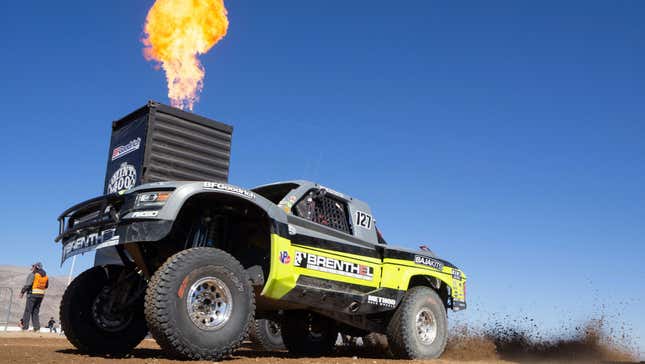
[0, 0, 643, 356]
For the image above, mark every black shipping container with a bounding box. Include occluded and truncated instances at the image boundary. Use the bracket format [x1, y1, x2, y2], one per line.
[104, 101, 233, 194]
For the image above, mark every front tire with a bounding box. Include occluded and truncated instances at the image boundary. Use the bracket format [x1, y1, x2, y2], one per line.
[386, 286, 448, 359]
[60, 265, 147, 354]
[144, 247, 255, 360]
[281, 311, 337, 356]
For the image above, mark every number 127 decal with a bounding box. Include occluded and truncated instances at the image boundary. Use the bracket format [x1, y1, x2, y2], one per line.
[355, 211, 373, 229]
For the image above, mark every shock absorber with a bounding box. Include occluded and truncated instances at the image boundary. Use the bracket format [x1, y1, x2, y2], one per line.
[205, 216, 217, 247]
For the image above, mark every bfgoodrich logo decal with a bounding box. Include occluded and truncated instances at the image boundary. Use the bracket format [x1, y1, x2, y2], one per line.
[111, 137, 141, 161]
[294, 251, 374, 281]
[203, 182, 255, 199]
[108, 162, 137, 193]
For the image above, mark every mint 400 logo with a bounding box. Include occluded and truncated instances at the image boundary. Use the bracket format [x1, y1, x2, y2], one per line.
[108, 162, 137, 193]
[294, 251, 373, 281]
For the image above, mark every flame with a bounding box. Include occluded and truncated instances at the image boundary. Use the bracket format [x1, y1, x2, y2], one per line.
[143, 0, 229, 110]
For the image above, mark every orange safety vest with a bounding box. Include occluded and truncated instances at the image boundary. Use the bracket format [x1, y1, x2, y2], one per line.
[32, 273, 48, 295]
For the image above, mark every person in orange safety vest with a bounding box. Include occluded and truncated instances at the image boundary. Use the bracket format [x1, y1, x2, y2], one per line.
[20, 262, 48, 331]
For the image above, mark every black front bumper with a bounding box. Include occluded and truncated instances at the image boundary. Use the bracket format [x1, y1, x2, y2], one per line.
[56, 193, 124, 242]
[56, 194, 172, 264]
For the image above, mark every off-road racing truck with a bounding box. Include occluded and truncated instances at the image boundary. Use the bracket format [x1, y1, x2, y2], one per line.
[56, 180, 467, 360]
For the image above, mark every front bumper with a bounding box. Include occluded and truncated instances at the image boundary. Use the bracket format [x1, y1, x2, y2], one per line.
[56, 194, 172, 264]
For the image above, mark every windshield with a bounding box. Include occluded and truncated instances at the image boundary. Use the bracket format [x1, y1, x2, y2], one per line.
[252, 183, 299, 204]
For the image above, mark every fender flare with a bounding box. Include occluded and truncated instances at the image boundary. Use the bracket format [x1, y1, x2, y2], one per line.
[155, 182, 288, 224]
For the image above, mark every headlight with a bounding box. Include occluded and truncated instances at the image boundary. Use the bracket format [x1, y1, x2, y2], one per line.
[135, 191, 172, 208]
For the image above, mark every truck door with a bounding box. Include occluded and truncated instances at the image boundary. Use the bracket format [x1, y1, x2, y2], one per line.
[286, 188, 382, 290]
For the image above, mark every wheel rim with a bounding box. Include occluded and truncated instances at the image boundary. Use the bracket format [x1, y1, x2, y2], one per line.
[415, 308, 438, 345]
[91, 286, 133, 332]
[267, 320, 281, 337]
[186, 276, 233, 330]
[302, 313, 326, 341]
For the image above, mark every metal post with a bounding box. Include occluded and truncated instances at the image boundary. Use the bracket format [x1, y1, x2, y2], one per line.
[6, 289, 12, 331]
[0, 287, 13, 331]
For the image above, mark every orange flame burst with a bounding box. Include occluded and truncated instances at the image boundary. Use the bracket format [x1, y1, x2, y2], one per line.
[143, 0, 229, 110]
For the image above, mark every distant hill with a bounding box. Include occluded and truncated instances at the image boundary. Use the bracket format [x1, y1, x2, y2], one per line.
[0, 265, 67, 328]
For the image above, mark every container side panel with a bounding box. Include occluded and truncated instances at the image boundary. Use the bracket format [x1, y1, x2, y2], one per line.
[145, 107, 232, 183]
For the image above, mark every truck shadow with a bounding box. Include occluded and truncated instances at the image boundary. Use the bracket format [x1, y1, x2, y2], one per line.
[56, 344, 391, 361]
[55, 348, 195, 361]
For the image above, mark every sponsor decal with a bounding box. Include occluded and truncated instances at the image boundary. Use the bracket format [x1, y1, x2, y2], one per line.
[414, 255, 444, 271]
[367, 295, 396, 308]
[131, 210, 159, 218]
[294, 251, 374, 281]
[62, 228, 119, 261]
[354, 211, 373, 229]
[279, 250, 291, 264]
[111, 137, 141, 161]
[452, 268, 462, 281]
[203, 182, 255, 199]
[108, 162, 137, 193]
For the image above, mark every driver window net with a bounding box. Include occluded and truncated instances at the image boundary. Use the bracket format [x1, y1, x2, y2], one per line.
[295, 191, 352, 234]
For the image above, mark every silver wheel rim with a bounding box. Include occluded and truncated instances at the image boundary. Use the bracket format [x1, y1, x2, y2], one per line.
[186, 276, 232, 330]
[415, 308, 438, 345]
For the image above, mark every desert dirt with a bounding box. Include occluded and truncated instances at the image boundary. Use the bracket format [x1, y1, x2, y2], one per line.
[0, 332, 506, 364]
[0, 332, 640, 364]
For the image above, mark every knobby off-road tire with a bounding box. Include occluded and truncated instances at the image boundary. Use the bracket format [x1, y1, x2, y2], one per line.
[281, 311, 337, 356]
[144, 247, 255, 360]
[60, 265, 147, 354]
[250, 319, 286, 351]
[386, 286, 448, 359]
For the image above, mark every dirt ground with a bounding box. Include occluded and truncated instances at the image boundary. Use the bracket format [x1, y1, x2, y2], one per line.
[0, 332, 507, 364]
[0, 332, 640, 364]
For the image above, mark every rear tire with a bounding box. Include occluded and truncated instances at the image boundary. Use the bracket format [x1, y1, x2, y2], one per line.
[250, 318, 285, 351]
[144, 247, 255, 360]
[386, 286, 448, 359]
[362, 332, 389, 353]
[281, 311, 337, 356]
[60, 265, 147, 354]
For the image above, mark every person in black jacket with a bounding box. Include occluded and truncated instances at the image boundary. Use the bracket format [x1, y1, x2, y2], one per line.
[20, 262, 49, 331]
[47, 317, 57, 333]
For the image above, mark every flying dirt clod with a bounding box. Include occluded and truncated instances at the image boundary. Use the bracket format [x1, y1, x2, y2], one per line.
[142, 0, 229, 111]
